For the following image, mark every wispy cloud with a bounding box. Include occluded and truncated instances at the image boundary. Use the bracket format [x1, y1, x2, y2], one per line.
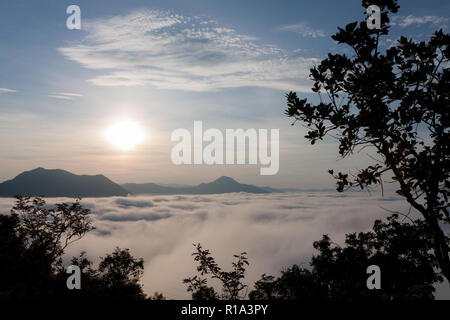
[393, 15, 449, 28]
[58, 92, 83, 97]
[59, 10, 318, 92]
[0, 88, 17, 94]
[279, 22, 326, 38]
[48, 92, 83, 100]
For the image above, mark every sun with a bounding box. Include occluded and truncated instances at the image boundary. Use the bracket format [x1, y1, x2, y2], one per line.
[106, 120, 144, 151]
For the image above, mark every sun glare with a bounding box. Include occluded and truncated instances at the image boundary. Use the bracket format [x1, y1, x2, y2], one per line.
[106, 120, 144, 151]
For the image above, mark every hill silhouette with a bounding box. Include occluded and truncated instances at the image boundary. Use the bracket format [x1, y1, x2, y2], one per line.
[123, 176, 269, 195]
[0, 168, 129, 197]
[0, 169, 280, 197]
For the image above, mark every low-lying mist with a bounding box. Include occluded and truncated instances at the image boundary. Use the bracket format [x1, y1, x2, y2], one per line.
[2, 192, 448, 299]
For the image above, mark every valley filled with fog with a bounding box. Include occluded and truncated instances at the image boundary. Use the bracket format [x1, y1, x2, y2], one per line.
[2, 191, 448, 299]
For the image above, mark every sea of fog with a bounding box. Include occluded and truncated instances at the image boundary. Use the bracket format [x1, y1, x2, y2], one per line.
[1, 192, 448, 299]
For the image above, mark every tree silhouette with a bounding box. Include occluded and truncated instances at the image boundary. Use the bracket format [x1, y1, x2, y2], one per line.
[250, 214, 441, 300]
[0, 197, 148, 300]
[98, 247, 146, 299]
[0, 197, 93, 299]
[67, 248, 147, 300]
[11, 196, 94, 265]
[183, 243, 249, 300]
[249, 266, 326, 300]
[285, 0, 450, 282]
[148, 291, 166, 300]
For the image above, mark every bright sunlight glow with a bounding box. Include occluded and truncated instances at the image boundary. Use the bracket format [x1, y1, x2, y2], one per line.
[106, 120, 144, 151]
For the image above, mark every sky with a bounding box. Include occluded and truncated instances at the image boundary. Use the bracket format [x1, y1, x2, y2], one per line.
[0, 0, 449, 188]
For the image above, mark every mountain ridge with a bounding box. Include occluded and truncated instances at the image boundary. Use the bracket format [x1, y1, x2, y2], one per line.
[0, 168, 282, 197]
[0, 167, 129, 197]
[122, 175, 270, 195]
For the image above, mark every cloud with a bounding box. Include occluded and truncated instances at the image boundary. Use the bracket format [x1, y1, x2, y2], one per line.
[59, 10, 319, 92]
[99, 211, 172, 222]
[58, 92, 83, 97]
[393, 15, 449, 28]
[0, 88, 17, 94]
[114, 198, 156, 208]
[48, 92, 83, 100]
[0, 192, 414, 296]
[1, 192, 448, 298]
[279, 22, 326, 38]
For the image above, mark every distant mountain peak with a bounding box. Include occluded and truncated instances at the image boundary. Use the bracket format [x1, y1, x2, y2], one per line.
[0, 169, 275, 197]
[23, 167, 68, 174]
[213, 176, 238, 184]
[123, 175, 269, 195]
[24, 167, 47, 174]
[0, 168, 128, 198]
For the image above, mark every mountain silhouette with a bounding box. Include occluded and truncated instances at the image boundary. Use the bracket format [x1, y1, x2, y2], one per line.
[123, 176, 269, 195]
[0, 168, 129, 197]
[0, 169, 278, 197]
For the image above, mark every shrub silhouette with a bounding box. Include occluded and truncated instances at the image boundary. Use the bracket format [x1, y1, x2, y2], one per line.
[0, 197, 148, 300]
[0, 196, 93, 299]
[249, 215, 441, 300]
[183, 243, 249, 300]
[66, 248, 146, 300]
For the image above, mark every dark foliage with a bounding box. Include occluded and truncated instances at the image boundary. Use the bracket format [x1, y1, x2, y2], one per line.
[0, 197, 93, 299]
[12, 196, 94, 265]
[0, 196, 147, 300]
[183, 243, 249, 300]
[249, 266, 326, 300]
[250, 215, 441, 300]
[65, 248, 147, 300]
[285, 0, 450, 281]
